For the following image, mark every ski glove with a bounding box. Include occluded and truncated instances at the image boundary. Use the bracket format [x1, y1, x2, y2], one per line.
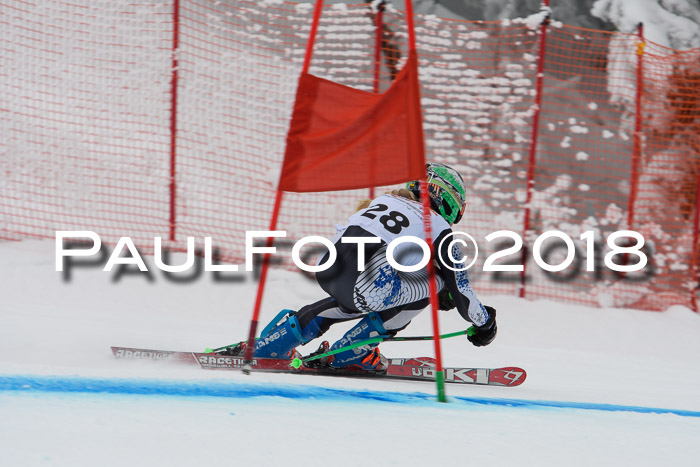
[438, 287, 455, 311]
[467, 306, 497, 347]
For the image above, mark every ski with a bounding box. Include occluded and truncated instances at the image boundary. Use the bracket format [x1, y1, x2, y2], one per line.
[111, 347, 526, 387]
[383, 357, 525, 386]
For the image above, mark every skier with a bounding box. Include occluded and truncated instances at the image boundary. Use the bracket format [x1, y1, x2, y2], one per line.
[227, 163, 497, 371]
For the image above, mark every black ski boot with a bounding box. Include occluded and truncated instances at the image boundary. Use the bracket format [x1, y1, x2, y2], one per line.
[303, 341, 333, 368]
[217, 341, 246, 356]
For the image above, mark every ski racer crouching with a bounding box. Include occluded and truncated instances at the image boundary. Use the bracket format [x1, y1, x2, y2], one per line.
[227, 163, 497, 371]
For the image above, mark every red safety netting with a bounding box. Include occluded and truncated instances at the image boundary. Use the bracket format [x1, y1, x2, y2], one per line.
[1, 1, 699, 311]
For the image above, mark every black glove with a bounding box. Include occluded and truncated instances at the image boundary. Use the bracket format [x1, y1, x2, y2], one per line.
[467, 306, 497, 347]
[438, 287, 455, 311]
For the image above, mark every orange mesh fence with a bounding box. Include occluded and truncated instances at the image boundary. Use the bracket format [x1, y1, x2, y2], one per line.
[1, 1, 174, 246]
[631, 41, 700, 310]
[525, 23, 642, 308]
[1, 1, 699, 311]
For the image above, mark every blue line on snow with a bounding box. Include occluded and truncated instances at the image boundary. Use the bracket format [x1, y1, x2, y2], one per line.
[1, 374, 699, 418]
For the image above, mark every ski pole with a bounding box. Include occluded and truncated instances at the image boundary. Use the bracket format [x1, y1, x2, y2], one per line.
[290, 327, 475, 369]
[207, 327, 476, 361]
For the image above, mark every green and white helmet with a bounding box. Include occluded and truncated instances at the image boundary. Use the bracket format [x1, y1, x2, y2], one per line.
[406, 163, 467, 225]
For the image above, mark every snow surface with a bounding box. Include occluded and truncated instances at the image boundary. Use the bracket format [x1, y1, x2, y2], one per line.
[2, 239, 700, 466]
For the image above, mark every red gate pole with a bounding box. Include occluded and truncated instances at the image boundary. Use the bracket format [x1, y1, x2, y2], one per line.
[626, 23, 644, 231]
[404, 0, 447, 403]
[242, 0, 325, 367]
[519, 1, 549, 298]
[690, 171, 700, 312]
[619, 23, 644, 275]
[369, 1, 385, 200]
[168, 0, 181, 242]
[372, 3, 383, 96]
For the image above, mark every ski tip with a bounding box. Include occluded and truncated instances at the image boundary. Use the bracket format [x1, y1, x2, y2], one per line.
[492, 367, 527, 387]
[204, 348, 214, 354]
[290, 358, 302, 369]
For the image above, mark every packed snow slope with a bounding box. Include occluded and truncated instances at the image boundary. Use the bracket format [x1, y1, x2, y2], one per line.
[1, 240, 700, 467]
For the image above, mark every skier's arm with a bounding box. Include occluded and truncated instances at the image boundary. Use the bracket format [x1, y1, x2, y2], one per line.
[433, 230, 497, 346]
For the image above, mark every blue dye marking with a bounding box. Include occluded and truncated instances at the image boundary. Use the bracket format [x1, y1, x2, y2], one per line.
[1, 374, 699, 418]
